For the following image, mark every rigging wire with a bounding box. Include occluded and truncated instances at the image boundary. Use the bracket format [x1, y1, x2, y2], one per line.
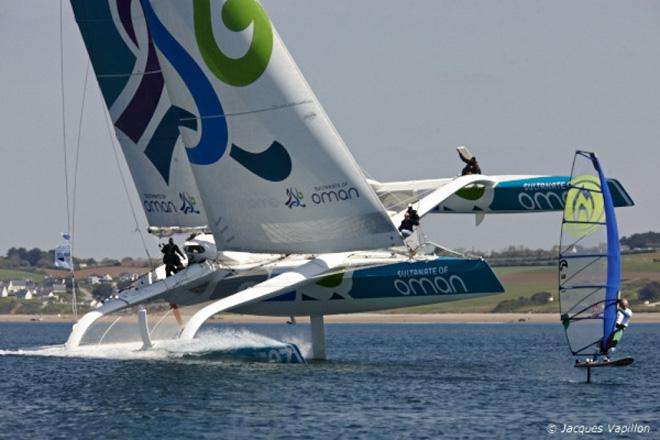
[59, 0, 71, 236]
[99, 96, 157, 272]
[67, 61, 91, 320]
[71, 61, 90, 256]
[59, 0, 78, 319]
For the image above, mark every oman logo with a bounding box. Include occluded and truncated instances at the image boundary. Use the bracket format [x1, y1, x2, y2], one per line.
[179, 192, 201, 215]
[285, 188, 306, 209]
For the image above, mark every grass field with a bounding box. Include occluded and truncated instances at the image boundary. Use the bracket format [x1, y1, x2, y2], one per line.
[393, 252, 660, 314]
[42, 265, 150, 279]
[0, 269, 45, 283]
[621, 252, 660, 272]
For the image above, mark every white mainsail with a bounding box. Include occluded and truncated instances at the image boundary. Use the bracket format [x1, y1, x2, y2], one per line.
[70, 0, 208, 232]
[140, 0, 401, 253]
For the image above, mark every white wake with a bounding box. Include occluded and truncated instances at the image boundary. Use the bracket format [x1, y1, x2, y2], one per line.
[0, 328, 311, 361]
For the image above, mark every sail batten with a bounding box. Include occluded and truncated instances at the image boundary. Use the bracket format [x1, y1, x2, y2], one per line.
[558, 151, 621, 357]
[561, 254, 607, 259]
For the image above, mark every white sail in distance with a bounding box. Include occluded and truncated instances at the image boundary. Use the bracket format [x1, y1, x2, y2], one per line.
[70, 0, 209, 233]
[140, 0, 401, 253]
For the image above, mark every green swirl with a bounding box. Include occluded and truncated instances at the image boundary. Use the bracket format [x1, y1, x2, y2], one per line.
[194, 0, 273, 87]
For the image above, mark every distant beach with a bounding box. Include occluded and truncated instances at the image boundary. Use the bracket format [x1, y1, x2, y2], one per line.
[2, 312, 660, 324]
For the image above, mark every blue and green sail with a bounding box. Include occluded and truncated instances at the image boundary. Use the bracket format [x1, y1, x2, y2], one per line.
[70, 0, 208, 230]
[558, 151, 621, 357]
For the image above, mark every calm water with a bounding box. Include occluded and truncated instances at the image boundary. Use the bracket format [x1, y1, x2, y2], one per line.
[0, 322, 658, 439]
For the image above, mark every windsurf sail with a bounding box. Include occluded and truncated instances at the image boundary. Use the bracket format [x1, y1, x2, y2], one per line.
[70, 0, 209, 233]
[559, 151, 621, 357]
[139, 0, 401, 253]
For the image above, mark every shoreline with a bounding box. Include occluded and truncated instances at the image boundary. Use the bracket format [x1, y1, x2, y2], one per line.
[2, 312, 660, 324]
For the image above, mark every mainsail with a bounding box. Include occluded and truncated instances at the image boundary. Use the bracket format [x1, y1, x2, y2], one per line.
[139, 0, 401, 253]
[559, 151, 621, 357]
[70, 0, 208, 233]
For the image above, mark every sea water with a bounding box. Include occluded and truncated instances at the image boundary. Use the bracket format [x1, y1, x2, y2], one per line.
[0, 322, 658, 439]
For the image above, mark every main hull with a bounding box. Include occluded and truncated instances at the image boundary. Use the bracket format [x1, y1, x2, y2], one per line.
[66, 241, 504, 356]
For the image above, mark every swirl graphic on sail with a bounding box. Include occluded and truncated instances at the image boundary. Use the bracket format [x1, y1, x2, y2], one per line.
[194, 0, 273, 87]
[141, 0, 291, 180]
[71, 0, 208, 229]
[141, 0, 399, 252]
[141, 0, 229, 166]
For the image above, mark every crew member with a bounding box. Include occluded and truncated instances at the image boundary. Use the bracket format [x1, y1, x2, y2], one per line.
[161, 238, 185, 277]
[398, 212, 419, 238]
[459, 153, 482, 175]
[406, 205, 420, 224]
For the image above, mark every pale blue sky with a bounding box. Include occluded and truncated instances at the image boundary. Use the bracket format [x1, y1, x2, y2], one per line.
[1, 0, 658, 258]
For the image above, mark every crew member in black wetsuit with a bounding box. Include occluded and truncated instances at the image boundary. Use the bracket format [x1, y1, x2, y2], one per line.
[406, 205, 420, 224]
[459, 154, 482, 175]
[398, 211, 419, 238]
[161, 238, 185, 277]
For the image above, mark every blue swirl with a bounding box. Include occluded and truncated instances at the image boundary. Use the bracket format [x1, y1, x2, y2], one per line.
[140, 0, 228, 165]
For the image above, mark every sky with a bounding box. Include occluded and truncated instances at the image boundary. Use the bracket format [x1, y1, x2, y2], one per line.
[0, 0, 659, 259]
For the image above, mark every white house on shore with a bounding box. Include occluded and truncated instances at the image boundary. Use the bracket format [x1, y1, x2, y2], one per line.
[51, 282, 67, 294]
[8, 280, 29, 294]
[15, 289, 35, 300]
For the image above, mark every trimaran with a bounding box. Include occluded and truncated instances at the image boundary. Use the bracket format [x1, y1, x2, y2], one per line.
[59, 0, 635, 361]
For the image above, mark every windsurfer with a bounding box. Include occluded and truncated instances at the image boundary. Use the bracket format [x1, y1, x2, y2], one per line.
[603, 298, 633, 358]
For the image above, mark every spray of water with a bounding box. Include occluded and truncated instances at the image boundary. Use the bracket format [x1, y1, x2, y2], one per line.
[0, 327, 310, 363]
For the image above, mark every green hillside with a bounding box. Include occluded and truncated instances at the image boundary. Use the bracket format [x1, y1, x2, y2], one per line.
[0, 269, 45, 283]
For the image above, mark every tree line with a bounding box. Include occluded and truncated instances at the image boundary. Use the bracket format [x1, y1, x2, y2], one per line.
[0, 247, 151, 270]
[2, 231, 657, 271]
[620, 231, 660, 249]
